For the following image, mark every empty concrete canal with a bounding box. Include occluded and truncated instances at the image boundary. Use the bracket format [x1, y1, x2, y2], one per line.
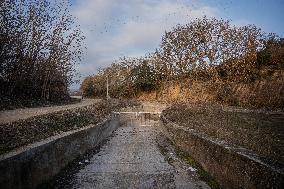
[2, 103, 282, 189]
[40, 112, 209, 189]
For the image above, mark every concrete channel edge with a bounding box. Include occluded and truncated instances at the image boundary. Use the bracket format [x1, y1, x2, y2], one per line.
[160, 115, 284, 189]
[0, 113, 120, 189]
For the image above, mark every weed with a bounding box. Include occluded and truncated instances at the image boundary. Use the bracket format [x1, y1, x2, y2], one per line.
[175, 147, 221, 189]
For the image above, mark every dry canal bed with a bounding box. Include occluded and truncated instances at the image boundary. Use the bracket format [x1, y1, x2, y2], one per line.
[40, 113, 210, 189]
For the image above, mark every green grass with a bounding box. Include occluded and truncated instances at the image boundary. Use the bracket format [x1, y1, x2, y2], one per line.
[157, 136, 221, 189]
[175, 147, 221, 189]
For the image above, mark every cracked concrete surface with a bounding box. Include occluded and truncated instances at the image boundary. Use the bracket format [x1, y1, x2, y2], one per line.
[47, 114, 209, 189]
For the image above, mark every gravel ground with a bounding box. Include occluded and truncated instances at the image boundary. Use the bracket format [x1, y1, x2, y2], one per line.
[0, 99, 99, 124]
[163, 103, 284, 164]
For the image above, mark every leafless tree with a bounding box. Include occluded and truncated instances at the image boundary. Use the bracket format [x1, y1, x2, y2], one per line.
[0, 0, 85, 104]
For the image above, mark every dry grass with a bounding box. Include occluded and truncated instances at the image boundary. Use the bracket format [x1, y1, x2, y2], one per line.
[0, 99, 140, 155]
[137, 74, 284, 110]
[163, 103, 284, 164]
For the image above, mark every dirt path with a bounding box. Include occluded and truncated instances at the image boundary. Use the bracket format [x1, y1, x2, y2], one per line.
[0, 99, 100, 124]
[44, 114, 209, 188]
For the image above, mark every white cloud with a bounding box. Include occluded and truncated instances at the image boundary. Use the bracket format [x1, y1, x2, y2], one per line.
[73, 0, 113, 25]
[71, 0, 218, 88]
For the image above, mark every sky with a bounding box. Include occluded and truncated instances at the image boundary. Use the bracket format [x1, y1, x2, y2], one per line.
[69, 0, 284, 89]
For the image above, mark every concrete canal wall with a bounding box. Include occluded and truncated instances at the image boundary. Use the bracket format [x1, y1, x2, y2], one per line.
[160, 115, 284, 189]
[0, 114, 120, 189]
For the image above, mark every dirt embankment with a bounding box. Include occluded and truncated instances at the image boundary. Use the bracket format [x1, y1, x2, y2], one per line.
[0, 99, 140, 155]
[163, 103, 284, 164]
[137, 71, 284, 110]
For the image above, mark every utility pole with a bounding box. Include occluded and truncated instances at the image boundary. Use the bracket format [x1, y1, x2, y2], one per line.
[106, 75, 109, 100]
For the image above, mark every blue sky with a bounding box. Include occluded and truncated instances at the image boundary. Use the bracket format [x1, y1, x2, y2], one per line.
[70, 0, 284, 89]
[200, 0, 284, 35]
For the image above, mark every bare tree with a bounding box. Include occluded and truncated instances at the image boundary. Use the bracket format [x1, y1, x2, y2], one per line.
[159, 17, 265, 81]
[0, 0, 85, 105]
[81, 17, 281, 101]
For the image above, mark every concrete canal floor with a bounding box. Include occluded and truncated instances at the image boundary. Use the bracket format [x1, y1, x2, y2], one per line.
[42, 114, 209, 189]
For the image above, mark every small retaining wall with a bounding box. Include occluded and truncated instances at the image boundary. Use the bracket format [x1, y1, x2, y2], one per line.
[160, 115, 284, 189]
[0, 113, 120, 189]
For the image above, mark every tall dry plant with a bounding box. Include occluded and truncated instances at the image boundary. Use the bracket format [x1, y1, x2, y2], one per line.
[0, 0, 85, 102]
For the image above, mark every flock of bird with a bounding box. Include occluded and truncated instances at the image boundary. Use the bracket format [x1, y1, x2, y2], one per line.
[84, 0, 233, 37]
